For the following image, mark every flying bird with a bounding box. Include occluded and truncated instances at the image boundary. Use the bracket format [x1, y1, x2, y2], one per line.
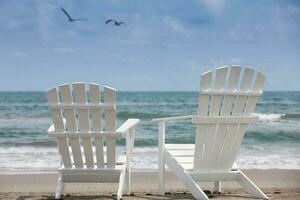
[60, 7, 88, 22]
[105, 19, 126, 26]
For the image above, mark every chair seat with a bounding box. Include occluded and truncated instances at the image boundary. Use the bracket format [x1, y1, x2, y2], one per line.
[165, 144, 238, 172]
[165, 144, 195, 170]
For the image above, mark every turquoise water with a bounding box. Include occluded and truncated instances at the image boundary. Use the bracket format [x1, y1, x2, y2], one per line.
[0, 91, 300, 170]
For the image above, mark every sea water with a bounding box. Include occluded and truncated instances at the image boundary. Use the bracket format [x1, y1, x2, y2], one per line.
[0, 91, 299, 171]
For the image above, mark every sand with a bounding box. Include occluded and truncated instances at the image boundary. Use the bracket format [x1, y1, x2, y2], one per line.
[0, 169, 299, 199]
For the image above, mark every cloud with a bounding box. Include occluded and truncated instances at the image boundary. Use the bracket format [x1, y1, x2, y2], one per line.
[202, 0, 226, 15]
[53, 47, 75, 54]
[0, 2, 34, 31]
[163, 16, 192, 37]
[36, 1, 56, 42]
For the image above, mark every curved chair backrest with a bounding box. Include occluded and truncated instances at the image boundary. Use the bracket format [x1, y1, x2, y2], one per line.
[192, 66, 265, 172]
[46, 82, 117, 169]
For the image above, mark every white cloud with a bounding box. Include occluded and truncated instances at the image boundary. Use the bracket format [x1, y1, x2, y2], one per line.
[163, 16, 191, 37]
[202, 0, 226, 15]
[37, 1, 56, 42]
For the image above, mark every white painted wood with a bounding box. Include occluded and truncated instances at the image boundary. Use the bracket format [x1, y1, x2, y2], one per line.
[46, 87, 64, 131]
[62, 173, 121, 183]
[213, 66, 241, 171]
[225, 124, 248, 170]
[200, 90, 262, 96]
[104, 86, 116, 168]
[198, 70, 212, 115]
[125, 127, 134, 195]
[220, 66, 241, 115]
[244, 72, 265, 115]
[73, 83, 94, 168]
[158, 121, 165, 195]
[194, 70, 212, 170]
[90, 84, 105, 168]
[117, 165, 126, 200]
[201, 67, 227, 171]
[48, 132, 121, 138]
[168, 149, 195, 156]
[214, 181, 221, 193]
[152, 114, 194, 122]
[165, 144, 195, 149]
[238, 170, 269, 199]
[165, 151, 209, 200]
[59, 84, 83, 168]
[116, 119, 140, 134]
[47, 82, 139, 199]
[55, 172, 63, 199]
[46, 87, 72, 168]
[192, 116, 258, 124]
[48, 103, 115, 110]
[155, 66, 267, 199]
[225, 73, 266, 171]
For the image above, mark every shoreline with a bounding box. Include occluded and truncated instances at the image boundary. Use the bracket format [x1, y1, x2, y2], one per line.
[1, 169, 300, 199]
[1, 169, 299, 191]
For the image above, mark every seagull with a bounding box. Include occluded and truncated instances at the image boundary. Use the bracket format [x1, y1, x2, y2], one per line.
[105, 19, 126, 26]
[60, 7, 88, 22]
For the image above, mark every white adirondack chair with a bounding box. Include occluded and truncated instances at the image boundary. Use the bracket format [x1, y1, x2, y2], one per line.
[153, 66, 268, 200]
[46, 82, 139, 200]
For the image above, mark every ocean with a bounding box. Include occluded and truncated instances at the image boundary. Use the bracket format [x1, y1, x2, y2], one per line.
[0, 91, 299, 171]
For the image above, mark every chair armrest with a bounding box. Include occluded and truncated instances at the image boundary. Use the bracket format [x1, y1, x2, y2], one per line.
[152, 114, 196, 122]
[116, 119, 140, 166]
[116, 118, 140, 136]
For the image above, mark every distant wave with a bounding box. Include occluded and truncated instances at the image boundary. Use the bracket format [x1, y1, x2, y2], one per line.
[117, 111, 165, 120]
[254, 113, 283, 120]
[254, 113, 300, 121]
[0, 140, 56, 147]
[281, 113, 300, 120]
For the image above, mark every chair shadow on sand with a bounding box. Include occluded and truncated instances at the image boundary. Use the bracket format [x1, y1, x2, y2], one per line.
[37, 193, 258, 200]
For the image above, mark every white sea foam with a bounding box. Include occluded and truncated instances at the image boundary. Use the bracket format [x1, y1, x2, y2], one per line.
[1, 145, 299, 171]
[254, 113, 283, 120]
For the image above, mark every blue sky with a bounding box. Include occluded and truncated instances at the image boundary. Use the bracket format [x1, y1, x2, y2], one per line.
[0, 0, 299, 91]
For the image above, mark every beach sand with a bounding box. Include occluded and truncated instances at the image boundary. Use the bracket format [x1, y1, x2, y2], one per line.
[0, 169, 299, 199]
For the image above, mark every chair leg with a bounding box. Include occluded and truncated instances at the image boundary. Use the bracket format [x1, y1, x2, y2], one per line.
[238, 170, 268, 199]
[126, 166, 131, 195]
[213, 181, 221, 193]
[158, 152, 165, 196]
[165, 151, 209, 200]
[117, 166, 126, 200]
[55, 173, 63, 199]
[158, 122, 165, 195]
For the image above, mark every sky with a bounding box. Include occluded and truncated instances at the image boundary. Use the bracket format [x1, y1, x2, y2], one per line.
[0, 0, 299, 91]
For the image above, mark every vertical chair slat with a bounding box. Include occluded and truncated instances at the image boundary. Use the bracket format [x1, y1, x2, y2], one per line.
[90, 84, 104, 168]
[221, 66, 241, 115]
[47, 88, 65, 131]
[220, 68, 255, 171]
[46, 87, 72, 168]
[215, 66, 241, 171]
[104, 86, 116, 168]
[205, 67, 228, 171]
[226, 72, 266, 169]
[194, 70, 212, 170]
[73, 83, 94, 168]
[60, 84, 83, 168]
[244, 72, 265, 115]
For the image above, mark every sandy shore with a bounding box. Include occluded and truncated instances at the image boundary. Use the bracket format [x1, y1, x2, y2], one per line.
[0, 169, 299, 199]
